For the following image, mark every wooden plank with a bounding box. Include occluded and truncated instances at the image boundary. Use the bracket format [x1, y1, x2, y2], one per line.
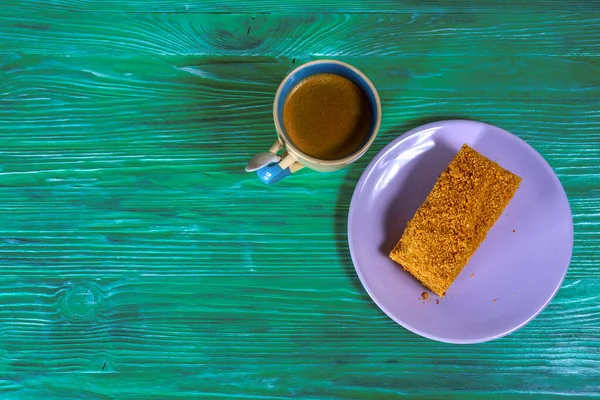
[0, 185, 598, 279]
[1, 12, 599, 56]
[0, 275, 598, 398]
[4, 0, 600, 13]
[1, 55, 598, 107]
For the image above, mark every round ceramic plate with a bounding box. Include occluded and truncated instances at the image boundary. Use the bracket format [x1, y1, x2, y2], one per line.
[348, 120, 573, 343]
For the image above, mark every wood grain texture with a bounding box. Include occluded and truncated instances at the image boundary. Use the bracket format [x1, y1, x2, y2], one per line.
[4, 0, 600, 13]
[1, 4, 599, 399]
[2, 12, 599, 56]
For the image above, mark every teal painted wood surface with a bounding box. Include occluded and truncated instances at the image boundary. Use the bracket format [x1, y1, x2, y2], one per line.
[1, 1, 599, 398]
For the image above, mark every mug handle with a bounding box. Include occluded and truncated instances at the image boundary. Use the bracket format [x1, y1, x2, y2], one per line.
[268, 140, 283, 154]
[256, 153, 305, 185]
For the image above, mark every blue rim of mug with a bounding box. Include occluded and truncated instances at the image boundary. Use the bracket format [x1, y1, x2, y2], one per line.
[273, 60, 382, 166]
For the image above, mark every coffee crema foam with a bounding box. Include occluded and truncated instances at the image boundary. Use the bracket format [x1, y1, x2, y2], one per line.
[283, 73, 371, 160]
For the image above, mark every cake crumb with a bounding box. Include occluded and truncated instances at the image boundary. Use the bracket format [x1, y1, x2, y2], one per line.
[420, 292, 429, 300]
[493, 298, 497, 303]
[436, 299, 440, 305]
[470, 272, 475, 279]
[513, 229, 516, 233]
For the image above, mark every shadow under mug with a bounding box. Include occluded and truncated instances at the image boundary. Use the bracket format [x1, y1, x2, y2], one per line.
[249, 60, 382, 184]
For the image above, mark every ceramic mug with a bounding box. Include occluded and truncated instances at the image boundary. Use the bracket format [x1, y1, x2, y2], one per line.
[247, 60, 382, 184]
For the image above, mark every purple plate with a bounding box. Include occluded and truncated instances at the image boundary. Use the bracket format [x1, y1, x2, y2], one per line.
[348, 120, 573, 343]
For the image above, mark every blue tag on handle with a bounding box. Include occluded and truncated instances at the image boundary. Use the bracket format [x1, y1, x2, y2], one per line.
[256, 162, 292, 185]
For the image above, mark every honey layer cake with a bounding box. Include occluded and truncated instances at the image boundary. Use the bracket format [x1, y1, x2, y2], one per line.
[389, 144, 522, 297]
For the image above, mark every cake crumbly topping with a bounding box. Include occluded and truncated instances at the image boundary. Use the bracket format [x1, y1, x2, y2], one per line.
[389, 144, 522, 297]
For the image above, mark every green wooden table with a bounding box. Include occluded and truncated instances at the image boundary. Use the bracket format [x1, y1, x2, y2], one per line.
[1, 1, 599, 398]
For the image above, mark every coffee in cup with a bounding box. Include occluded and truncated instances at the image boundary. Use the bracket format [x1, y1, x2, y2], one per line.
[246, 60, 381, 184]
[283, 73, 372, 160]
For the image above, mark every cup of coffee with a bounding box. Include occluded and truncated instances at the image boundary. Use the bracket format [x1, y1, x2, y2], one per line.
[246, 60, 381, 184]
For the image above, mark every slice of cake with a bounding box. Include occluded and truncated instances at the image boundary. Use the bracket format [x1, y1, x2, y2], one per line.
[389, 144, 522, 297]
